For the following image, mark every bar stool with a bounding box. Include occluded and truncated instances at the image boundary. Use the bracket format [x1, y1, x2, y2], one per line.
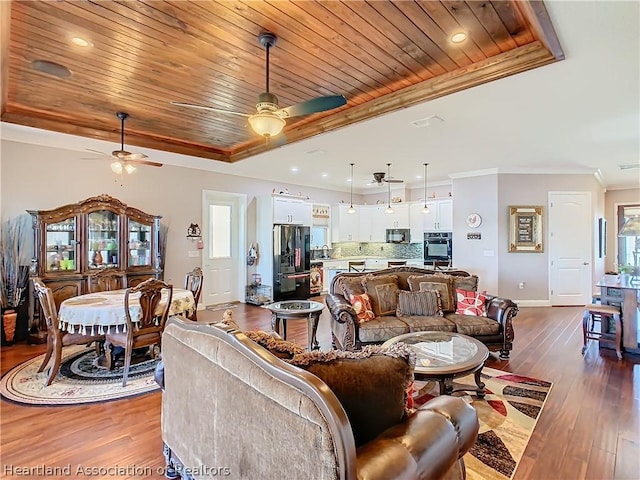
[582, 303, 622, 360]
[387, 261, 406, 267]
[348, 261, 365, 272]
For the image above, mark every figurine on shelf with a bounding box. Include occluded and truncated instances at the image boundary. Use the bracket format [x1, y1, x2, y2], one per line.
[92, 250, 103, 266]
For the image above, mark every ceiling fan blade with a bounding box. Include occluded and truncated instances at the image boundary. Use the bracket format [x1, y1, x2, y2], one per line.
[124, 152, 149, 160]
[385, 179, 405, 183]
[277, 95, 346, 118]
[85, 148, 108, 156]
[171, 102, 250, 118]
[129, 159, 163, 168]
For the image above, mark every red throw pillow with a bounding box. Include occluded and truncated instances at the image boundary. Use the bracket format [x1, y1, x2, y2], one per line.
[455, 289, 487, 316]
[349, 293, 376, 323]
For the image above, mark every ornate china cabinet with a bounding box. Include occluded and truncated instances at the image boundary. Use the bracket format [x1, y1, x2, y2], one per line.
[28, 195, 162, 309]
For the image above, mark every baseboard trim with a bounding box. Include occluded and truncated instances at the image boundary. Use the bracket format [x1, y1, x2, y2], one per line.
[513, 299, 552, 307]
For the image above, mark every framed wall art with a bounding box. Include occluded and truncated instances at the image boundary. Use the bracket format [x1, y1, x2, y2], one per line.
[509, 206, 543, 252]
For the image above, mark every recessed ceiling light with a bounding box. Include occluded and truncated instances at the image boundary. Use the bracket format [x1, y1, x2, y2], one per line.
[451, 32, 467, 43]
[347, 178, 353, 183]
[291, 167, 299, 173]
[31, 60, 71, 78]
[321, 173, 328, 178]
[71, 37, 91, 47]
[416, 175, 422, 179]
[306, 148, 327, 156]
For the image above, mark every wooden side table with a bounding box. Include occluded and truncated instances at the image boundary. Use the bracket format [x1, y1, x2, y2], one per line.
[267, 300, 324, 351]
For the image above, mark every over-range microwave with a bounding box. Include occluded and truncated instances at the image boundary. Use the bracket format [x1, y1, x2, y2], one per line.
[386, 229, 410, 244]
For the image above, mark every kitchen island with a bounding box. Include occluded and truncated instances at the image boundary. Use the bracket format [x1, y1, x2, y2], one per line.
[321, 257, 424, 293]
[596, 274, 640, 355]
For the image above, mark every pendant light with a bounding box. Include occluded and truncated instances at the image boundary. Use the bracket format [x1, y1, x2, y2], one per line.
[422, 163, 430, 214]
[348, 163, 356, 214]
[385, 163, 394, 214]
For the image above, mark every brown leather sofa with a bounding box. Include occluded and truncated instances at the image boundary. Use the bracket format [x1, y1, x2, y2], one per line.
[157, 317, 479, 480]
[326, 267, 518, 359]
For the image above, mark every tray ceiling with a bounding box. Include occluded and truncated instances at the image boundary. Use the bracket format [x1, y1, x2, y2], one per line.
[1, 0, 563, 164]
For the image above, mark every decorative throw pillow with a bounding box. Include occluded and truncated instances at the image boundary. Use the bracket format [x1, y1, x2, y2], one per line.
[452, 275, 479, 293]
[408, 275, 455, 312]
[455, 289, 487, 316]
[287, 343, 415, 447]
[336, 275, 366, 298]
[361, 274, 400, 317]
[396, 290, 443, 317]
[348, 293, 376, 323]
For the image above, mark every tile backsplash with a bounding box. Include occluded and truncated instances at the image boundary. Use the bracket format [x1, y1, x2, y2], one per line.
[333, 242, 423, 259]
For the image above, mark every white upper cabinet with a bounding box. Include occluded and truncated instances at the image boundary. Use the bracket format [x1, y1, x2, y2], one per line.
[272, 197, 313, 225]
[384, 203, 410, 230]
[358, 205, 386, 242]
[332, 204, 360, 242]
[423, 198, 453, 231]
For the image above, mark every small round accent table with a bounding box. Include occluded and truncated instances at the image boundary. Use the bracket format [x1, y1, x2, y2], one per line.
[267, 300, 324, 351]
[382, 331, 489, 397]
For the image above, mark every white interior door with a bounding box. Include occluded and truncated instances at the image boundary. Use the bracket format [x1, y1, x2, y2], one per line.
[549, 191, 592, 305]
[202, 191, 246, 307]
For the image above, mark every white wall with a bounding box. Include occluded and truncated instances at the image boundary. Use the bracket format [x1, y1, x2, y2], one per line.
[0, 140, 357, 287]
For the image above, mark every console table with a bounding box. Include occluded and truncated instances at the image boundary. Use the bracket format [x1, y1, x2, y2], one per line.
[596, 274, 640, 355]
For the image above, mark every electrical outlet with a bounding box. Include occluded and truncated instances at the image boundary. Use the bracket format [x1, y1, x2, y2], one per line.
[518, 282, 525, 289]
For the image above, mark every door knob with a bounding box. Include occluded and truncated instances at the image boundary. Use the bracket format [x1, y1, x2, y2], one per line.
[583, 262, 589, 265]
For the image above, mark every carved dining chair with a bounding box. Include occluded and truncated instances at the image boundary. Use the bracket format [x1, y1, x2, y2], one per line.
[348, 261, 366, 272]
[184, 267, 203, 321]
[104, 278, 173, 386]
[88, 268, 126, 293]
[33, 277, 104, 387]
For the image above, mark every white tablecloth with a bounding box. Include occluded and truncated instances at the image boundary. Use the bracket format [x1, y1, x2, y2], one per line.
[58, 288, 195, 334]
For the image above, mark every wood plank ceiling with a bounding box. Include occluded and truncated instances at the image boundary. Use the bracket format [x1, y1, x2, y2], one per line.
[0, 0, 563, 164]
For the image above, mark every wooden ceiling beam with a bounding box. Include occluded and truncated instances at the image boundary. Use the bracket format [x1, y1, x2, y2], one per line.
[0, 0, 11, 116]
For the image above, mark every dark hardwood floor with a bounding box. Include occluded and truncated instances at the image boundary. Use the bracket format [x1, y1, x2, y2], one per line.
[1, 302, 638, 479]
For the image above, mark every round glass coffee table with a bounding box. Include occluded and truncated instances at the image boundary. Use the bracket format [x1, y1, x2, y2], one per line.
[382, 331, 489, 398]
[267, 300, 324, 351]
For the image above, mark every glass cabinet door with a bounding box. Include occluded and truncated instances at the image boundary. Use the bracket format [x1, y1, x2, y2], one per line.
[45, 218, 78, 272]
[88, 210, 120, 269]
[128, 220, 152, 267]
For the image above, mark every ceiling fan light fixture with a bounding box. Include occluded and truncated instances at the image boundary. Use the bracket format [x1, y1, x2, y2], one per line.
[124, 163, 137, 174]
[248, 112, 285, 137]
[110, 161, 123, 174]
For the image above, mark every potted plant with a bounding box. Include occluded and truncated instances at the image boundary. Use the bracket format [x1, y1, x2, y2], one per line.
[0, 215, 30, 345]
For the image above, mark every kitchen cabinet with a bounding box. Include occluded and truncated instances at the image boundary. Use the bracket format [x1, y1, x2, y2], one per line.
[410, 202, 427, 242]
[384, 203, 410, 230]
[28, 194, 162, 309]
[424, 198, 453, 231]
[332, 204, 360, 242]
[358, 205, 386, 242]
[272, 196, 313, 225]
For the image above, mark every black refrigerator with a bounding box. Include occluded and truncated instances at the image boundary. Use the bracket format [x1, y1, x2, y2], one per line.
[273, 224, 311, 301]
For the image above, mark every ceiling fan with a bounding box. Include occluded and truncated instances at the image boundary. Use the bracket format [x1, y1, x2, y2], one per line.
[171, 32, 347, 141]
[84, 112, 163, 174]
[368, 171, 404, 185]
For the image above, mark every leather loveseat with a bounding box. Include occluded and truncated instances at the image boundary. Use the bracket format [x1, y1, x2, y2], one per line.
[157, 316, 479, 480]
[326, 267, 518, 359]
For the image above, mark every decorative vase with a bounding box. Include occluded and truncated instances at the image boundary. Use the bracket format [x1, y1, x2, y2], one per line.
[2, 309, 17, 345]
[92, 250, 103, 265]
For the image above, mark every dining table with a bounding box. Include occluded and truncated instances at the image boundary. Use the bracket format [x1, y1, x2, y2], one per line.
[58, 287, 195, 335]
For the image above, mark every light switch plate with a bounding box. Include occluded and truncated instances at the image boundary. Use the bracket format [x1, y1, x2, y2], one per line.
[188, 251, 200, 258]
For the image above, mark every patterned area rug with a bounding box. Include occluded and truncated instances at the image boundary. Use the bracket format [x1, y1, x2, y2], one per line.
[0, 345, 160, 406]
[414, 367, 552, 480]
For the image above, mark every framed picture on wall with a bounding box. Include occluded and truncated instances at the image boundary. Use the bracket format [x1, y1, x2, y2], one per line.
[598, 217, 607, 258]
[509, 206, 543, 252]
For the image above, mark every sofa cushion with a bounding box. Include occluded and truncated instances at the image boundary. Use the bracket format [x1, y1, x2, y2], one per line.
[358, 316, 411, 343]
[336, 275, 366, 298]
[349, 293, 376, 323]
[362, 274, 400, 317]
[408, 275, 455, 313]
[396, 290, 443, 317]
[243, 330, 306, 359]
[396, 315, 457, 333]
[455, 289, 487, 317]
[445, 313, 500, 336]
[287, 343, 415, 447]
